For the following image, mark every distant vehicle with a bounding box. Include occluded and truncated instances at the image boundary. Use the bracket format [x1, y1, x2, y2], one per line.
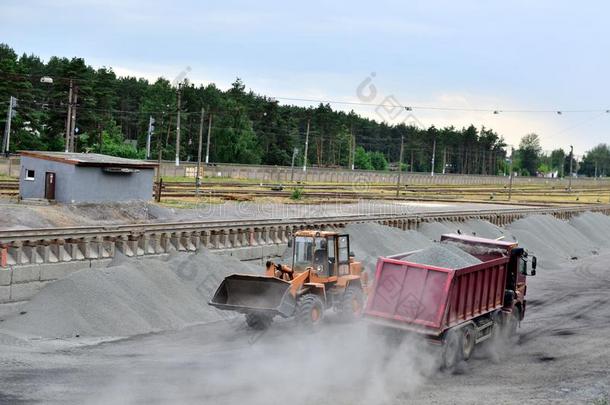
[364, 234, 536, 368]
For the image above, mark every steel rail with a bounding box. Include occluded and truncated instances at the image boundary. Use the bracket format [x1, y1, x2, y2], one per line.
[1, 205, 608, 244]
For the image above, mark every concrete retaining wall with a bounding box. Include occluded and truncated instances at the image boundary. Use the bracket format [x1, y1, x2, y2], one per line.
[4, 157, 609, 186]
[0, 244, 286, 307]
[158, 162, 609, 186]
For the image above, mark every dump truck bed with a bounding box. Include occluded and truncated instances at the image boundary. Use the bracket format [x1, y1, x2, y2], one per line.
[364, 252, 509, 336]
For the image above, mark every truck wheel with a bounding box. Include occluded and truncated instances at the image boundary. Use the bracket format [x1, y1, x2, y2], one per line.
[338, 286, 364, 322]
[296, 293, 325, 330]
[506, 306, 521, 337]
[245, 313, 273, 330]
[461, 326, 475, 361]
[442, 329, 462, 369]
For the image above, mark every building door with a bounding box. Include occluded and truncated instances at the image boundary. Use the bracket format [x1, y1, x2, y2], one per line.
[44, 172, 56, 200]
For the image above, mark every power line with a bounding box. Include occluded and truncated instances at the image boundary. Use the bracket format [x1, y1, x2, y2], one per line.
[2, 70, 609, 115]
[272, 96, 610, 114]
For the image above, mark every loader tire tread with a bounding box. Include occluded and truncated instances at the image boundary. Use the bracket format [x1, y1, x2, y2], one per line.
[245, 313, 273, 330]
[338, 286, 364, 322]
[296, 293, 324, 330]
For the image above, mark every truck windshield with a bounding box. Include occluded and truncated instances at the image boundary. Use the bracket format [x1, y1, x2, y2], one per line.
[293, 236, 314, 272]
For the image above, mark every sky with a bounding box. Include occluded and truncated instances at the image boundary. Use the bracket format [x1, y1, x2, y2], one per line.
[1, 0, 609, 155]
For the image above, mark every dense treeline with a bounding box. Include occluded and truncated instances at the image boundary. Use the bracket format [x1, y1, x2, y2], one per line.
[0, 43, 603, 176]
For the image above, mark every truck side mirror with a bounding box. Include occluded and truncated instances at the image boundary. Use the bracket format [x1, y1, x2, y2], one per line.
[531, 256, 537, 276]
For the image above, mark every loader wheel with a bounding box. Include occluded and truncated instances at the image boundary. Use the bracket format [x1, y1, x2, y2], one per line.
[245, 313, 273, 330]
[338, 286, 364, 322]
[441, 329, 462, 370]
[461, 326, 475, 361]
[296, 293, 325, 330]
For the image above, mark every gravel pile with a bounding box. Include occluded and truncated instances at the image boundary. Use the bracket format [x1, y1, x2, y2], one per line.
[1, 250, 256, 338]
[507, 215, 598, 265]
[405, 244, 482, 269]
[343, 223, 433, 272]
[458, 219, 508, 240]
[569, 212, 610, 247]
[417, 221, 455, 240]
[419, 219, 508, 241]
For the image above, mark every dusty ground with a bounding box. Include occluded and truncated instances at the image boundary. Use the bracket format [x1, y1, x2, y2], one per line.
[0, 253, 608, 404]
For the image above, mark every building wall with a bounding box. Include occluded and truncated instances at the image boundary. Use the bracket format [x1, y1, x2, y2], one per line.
[19, 156, 75, 201]
[19, 156, 154, 203]
[66, 166, 154, 203]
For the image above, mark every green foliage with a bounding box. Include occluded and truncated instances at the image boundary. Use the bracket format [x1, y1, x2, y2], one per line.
[290, 187, 304, 200]
[94, 120, 144, 159]
[0, 43, 510, 172]
[517, 133, 542, 176]
[579, 143, 610, 177]
[354, 146, 373, 170]
[369, 151, 388, 171]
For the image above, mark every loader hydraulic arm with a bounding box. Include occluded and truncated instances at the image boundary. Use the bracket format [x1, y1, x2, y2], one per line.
[265, 261, 294, 279]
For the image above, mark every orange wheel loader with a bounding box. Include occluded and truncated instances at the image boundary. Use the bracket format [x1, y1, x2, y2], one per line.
[209, 231, 367, 330]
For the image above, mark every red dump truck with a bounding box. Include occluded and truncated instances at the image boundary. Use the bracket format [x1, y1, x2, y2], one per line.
[364, 233, 537, 368]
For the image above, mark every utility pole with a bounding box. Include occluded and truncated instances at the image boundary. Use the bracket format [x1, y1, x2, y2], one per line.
[155, 115, 165, 203]
[175, 83, 182, 166]
[303, 118, 310, 172]
[196, 107, 205, 195]
[410, 150, 414, 173]
[205, 113, 212, 164]
[568, 145, 574, 193]
[442, 147, 447, 174]
[69, 86, 78, 152]
[349, 125, 355, 170]
[396, 135, 404, 197]
[508, 148, 514, 201]
[2, 96, 15, 155]
[290, 147, 298, 182]
[351, 134, 356, 170]
[430, 138, 437, 176]
[65, 79, 73, 152]
[145, 116, 155, 160]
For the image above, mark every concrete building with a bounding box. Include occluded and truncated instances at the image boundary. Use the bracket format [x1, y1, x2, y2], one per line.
[19, 151, 157, 203]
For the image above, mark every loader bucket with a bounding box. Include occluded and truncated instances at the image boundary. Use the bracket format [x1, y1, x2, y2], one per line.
[208, 274, 296, 317]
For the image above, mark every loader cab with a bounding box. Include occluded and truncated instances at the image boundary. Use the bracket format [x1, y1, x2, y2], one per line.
[291, 232, 352, 279]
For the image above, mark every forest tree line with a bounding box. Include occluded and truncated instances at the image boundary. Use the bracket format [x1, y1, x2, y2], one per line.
[0, 43, 607, 176]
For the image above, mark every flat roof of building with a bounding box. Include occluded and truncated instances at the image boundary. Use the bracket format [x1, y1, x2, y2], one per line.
[20, 151, 158, 169]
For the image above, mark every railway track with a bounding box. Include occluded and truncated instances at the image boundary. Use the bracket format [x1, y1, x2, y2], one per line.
[2, 204, 610, 268]
[2, 205, 609, 243]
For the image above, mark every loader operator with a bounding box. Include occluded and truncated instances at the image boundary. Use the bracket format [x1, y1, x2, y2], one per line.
[313, 239, 329, 277]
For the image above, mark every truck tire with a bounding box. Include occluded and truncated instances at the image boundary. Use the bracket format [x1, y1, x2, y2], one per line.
[442, 329, 462, 369]
[245, 313, 273, 330]
[338, 286, 364, 322]
[506, 306, 521, 337]
[296, 293, 325, 330]
[461, 325, 476, 361]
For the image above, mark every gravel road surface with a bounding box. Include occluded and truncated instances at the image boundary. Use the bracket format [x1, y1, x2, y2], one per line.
[0, 252, 608, 404]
